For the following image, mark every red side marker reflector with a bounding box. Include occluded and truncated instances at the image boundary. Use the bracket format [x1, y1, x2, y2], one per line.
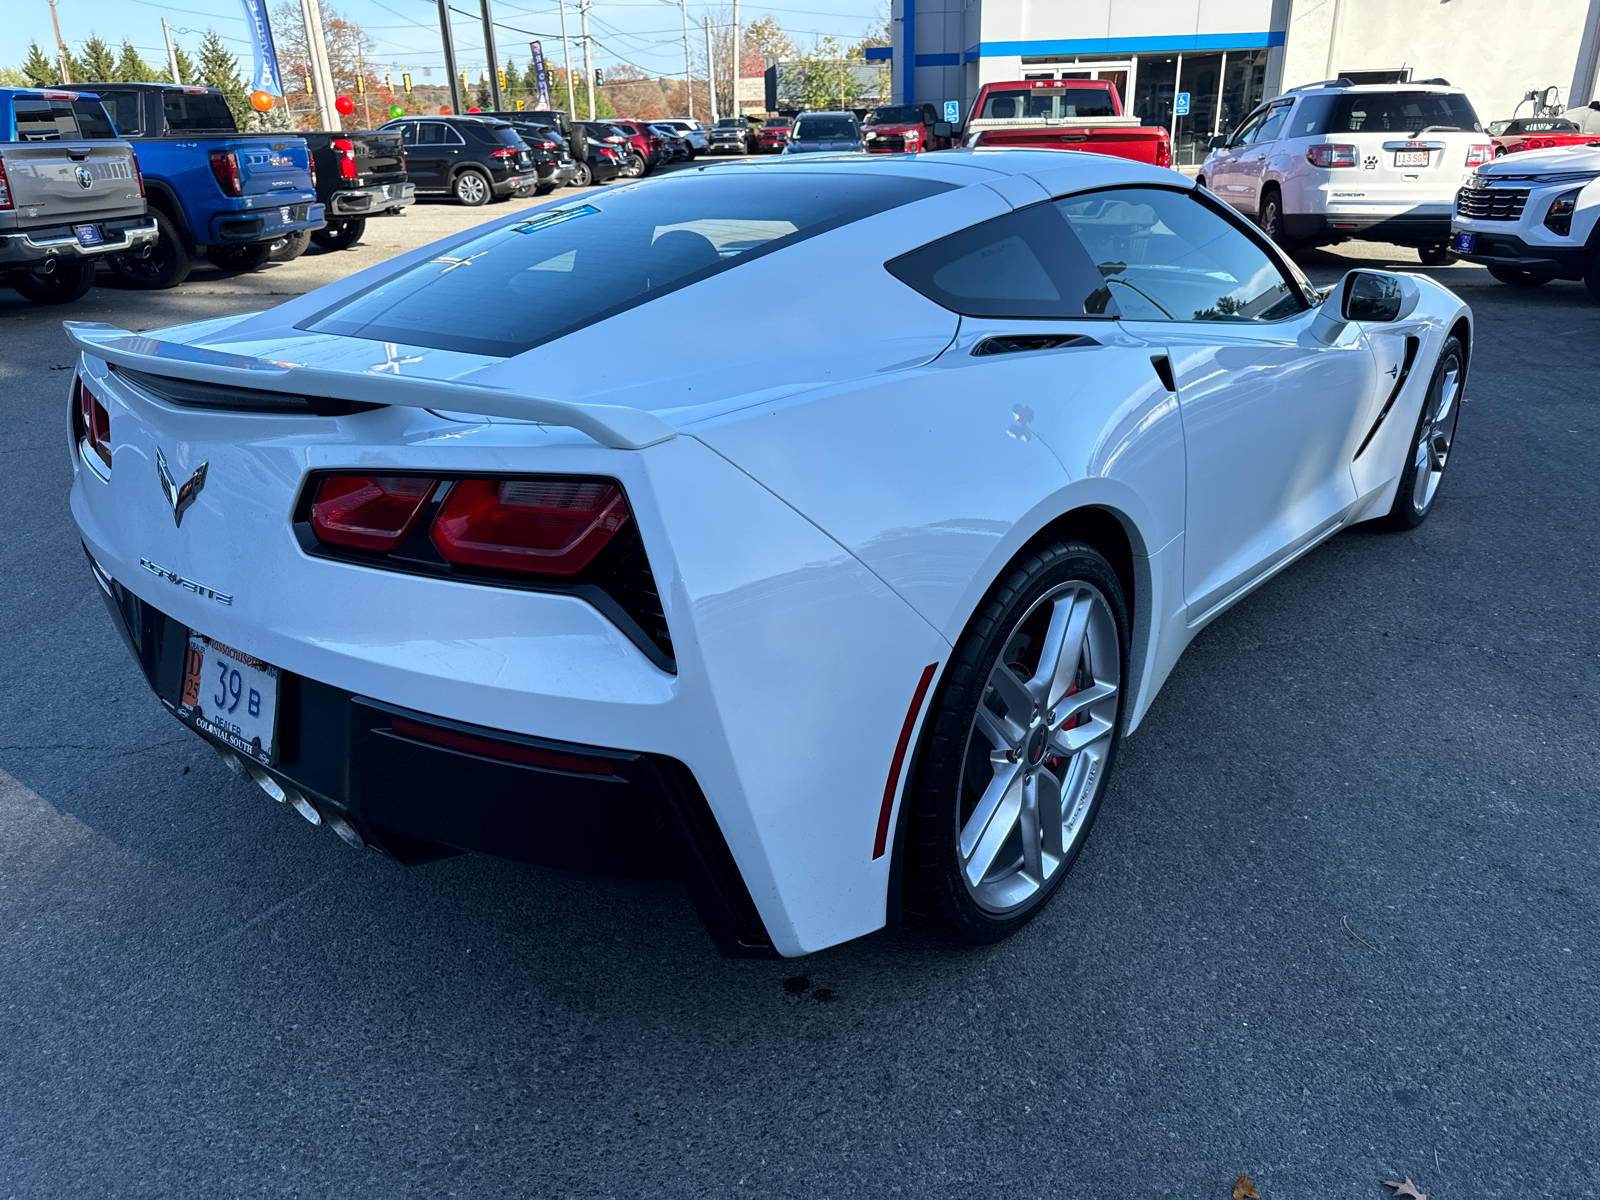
[391, 717, 614, 776]
[873, 662, 940, 860]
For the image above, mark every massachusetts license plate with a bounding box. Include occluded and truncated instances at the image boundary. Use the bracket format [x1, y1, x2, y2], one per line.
[1395, 150, 1429, 167]
[1453, 231, 1476, 253]
[180, 635, 280, 764]
[73, 223, 102, 247]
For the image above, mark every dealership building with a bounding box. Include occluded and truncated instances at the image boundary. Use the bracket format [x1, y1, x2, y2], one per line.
[881, 0, 1600, 166]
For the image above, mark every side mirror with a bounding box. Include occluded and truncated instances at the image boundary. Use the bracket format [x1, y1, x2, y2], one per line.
[1208, 135, 1228, 150]
[1311, 270, 1420, 343]
[932, 121, 954, 138]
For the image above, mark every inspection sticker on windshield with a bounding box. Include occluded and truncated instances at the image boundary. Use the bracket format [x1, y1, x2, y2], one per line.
[180, 634, 279, 765]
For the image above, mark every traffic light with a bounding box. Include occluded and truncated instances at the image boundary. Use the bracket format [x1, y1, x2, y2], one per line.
[355, 64, 365, 95]
[594, 67, 603, 86]
[515, 99, 525, 110]
[402, 71, 413, 95]
[498, 68, 506, 89]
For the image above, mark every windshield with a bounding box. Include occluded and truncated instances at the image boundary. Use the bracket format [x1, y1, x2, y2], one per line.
[868, 105, 922, 125]
[1510, 118, 1578, 133]
[715, 118, 743, 129]
[763, 118, 791, 128]
[978, 87, 1116, 120]
[1322, 91, 1481, 133]
[793, 117, 858, 141]
[304, 171, 951, 356]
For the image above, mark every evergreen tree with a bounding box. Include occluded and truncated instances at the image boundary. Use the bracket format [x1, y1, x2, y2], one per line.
[77, 36, 118, 83]
[22, 42, 60, 86]
[503, 57, 521, 106]
[197, 30, 251, 130]
[115, 40, 158, 82]
[173, 44, 197, 86]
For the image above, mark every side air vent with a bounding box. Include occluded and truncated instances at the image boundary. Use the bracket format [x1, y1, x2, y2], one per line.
[112, 365, 383, 416]
[972, 333, 1099, 357]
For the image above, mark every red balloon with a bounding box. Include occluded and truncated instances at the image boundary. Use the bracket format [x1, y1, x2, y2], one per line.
[467, 106, 480, 113]
[335, 95, 355, 116]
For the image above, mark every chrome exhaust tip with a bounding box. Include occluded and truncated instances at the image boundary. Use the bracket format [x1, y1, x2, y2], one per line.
[220, 739, 361, 846]
[323, 811, 366, 849]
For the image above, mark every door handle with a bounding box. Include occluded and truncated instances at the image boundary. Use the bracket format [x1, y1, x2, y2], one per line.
[1150, 354, 1176, 392]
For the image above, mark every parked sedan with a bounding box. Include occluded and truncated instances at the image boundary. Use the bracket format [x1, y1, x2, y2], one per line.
[65, 152, 1469, 958]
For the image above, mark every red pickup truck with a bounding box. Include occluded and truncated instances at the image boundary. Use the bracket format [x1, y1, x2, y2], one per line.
[952, 79, 1172, 169]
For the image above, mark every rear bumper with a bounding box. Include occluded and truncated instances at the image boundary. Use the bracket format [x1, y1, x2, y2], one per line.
[1450, 226, 1589, 278]
[0, 215, 157, 266]
[493, 172, 542, 196]
[209, 202, 326, 244]
[91, 566, 779, 958]
[1283, 211, 1453, 245]
[328, 182, 415, 217]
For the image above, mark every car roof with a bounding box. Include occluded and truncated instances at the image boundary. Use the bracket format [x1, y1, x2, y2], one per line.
[796, 111, 857, 118]
[684, 146, 1191, 192]
[1282, 81, 1466, 96]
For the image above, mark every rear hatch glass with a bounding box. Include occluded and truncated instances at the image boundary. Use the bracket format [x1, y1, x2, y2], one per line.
[1297, 90, 1482, 136]
[303, 170, 951, 356]
[12, 98, 117, 140]
[162, 90, 238, 132]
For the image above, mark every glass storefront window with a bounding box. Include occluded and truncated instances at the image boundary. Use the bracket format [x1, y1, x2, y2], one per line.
[1132, 56, 1178, 131]
[1173, 53, 1223, 166]
[1218, 51, 1270, 141]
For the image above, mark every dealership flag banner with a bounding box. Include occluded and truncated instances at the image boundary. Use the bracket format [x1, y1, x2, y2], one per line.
[529, 41, 552, 109]
[238, 0, 285, 95]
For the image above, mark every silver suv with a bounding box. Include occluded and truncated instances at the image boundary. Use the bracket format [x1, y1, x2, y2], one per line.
[1199, 79, 1492, 262]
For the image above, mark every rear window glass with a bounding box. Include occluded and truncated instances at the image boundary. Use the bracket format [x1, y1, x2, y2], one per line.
[11, 98, 117, 140]
[887, 202, 1117, 320]
[793, 117, 858, 140]
[1320, 91, 1481, 134]
[869, 105, 923, 125]
[979, 87, 1116, 120]
[1509, 118, 1578, 133]
[304, 170, 952, 356]
[97, 91, 142, 136]
[162, 90, 238, 132]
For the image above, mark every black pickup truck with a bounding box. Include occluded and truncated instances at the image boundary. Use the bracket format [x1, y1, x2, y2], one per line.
[270, 129, 414, 259]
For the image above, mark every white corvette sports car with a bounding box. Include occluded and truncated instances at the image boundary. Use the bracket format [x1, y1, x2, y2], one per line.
[66, 150, 1470, 957]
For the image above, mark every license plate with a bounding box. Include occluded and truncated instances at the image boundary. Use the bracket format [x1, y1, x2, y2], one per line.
[73, 223, 102, 247]
[1453, 231, 1476, 253]
[1395, 150, 1429, 167]
[180, 635, 280, 765]
[279, 205, 292, 222]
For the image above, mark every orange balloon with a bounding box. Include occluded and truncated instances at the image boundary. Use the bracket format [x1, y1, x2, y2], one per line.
[250, 90, 273, 112]
[335, 95, 355, 116]
[438, 105, 453, 115]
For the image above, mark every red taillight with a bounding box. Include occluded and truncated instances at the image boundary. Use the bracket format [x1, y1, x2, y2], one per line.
[130, 153, 145, 198]
[311, 475, 436, 551]
[1155, 136, 1172, 170]
[1307, 142, 1357, 168]
[208, 149, 242, 197]
[0, 156, 11, 210]
[333, 136, 359, 179]
[430, 478, 630, 576]
[490, 147, 517, 159]
[391, 717, 615, 775]
[1466, 144, 1493, 166]
[77, 379, 112, 471]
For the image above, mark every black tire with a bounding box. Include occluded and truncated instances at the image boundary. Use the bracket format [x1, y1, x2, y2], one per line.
[452, 169, 491, 206]
[105, 206, 192, 289]
[10, 257, 97, 304]
[903, 540, 1129, 945]
[204, 241, 273, 272]
[311, 219, 366, 251]
[569, 161, 592, 187]
[1257, 187, 1292, 247]
[1378, 335, 1465, 531]
[1488, 263, 1553, 287]
[1417, 243, 1457, 267]
[268, 229, 312, 262]
[534, 181, 558, 195]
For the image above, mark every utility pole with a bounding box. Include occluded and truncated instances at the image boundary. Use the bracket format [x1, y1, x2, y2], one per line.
[679, 0, 693, 119]
[557, 0, 575, 117]
[580, 0, 594, 119]
[704, 15, 718, 122]
[301, 0, 341, 130]
[732, 0, 740, 117]
[161, 18, 181, 84]
[479, 0, 502, 110]
[437, 0, 463, 114]
[48, 0, 72, 83]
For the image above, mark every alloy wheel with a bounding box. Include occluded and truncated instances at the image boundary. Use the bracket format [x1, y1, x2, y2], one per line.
[958, 581, 1121, 913]
[455, 172, 488, 204]
[1411, 352, 1462, 514]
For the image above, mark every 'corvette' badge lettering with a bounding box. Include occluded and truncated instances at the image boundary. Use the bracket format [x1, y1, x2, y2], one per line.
[139, 558, 233, 605]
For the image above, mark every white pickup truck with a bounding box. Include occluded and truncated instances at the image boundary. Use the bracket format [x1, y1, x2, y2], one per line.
[0, 87, 156, 304]
[1452, 143, 1600, 299]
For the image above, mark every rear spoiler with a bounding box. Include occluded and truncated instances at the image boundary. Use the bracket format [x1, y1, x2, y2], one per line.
[63, 322, 677, 451]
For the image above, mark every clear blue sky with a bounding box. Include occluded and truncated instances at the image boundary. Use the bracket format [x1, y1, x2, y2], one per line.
[9, 0, 885, 82]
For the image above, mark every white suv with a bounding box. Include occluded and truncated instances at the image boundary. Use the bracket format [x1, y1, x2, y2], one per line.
[1200, 79, 1493, 263]
[656, 118, 709, 157]
[1452, 144, 1600, 299]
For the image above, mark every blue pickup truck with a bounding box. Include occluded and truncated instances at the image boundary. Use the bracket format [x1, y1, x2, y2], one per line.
[89, 83, 322, 288]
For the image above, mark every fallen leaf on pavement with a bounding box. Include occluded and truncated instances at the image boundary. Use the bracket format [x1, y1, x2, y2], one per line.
[1232, 1174, 1259, 1200]
[1384, 1178, 1427, 1200]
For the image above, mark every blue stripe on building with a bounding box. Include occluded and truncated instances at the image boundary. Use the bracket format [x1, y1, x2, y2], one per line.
[864, 46, 892, 60]
[964, 31, 1284, 59]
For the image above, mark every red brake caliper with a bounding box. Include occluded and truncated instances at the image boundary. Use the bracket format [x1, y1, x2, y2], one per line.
[1048, 678, 1081, 768]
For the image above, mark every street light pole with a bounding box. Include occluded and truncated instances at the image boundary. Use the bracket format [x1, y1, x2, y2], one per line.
[705, 16, 719, 122]
[580, 0, 595, 119]
[557, 0, 575, 118]
[732, 0, 740, 117]
[161, 18, 181, 84]
[480, 0, 502, 110]
[437, 0, 463, 114]
[301, 0, 340, 130]
[679, 0, 693, 119]
[48, 0, 72, 83]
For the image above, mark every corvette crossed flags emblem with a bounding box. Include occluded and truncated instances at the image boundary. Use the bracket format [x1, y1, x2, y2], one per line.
[156, 448, 208, 527]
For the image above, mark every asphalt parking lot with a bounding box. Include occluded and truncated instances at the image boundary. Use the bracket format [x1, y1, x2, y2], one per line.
[3, 184, 1597, 1199]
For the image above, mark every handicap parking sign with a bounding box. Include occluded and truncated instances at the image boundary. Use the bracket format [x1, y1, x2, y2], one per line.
[943, 100, 959, 123]
[1174, 92, 1190, 116]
